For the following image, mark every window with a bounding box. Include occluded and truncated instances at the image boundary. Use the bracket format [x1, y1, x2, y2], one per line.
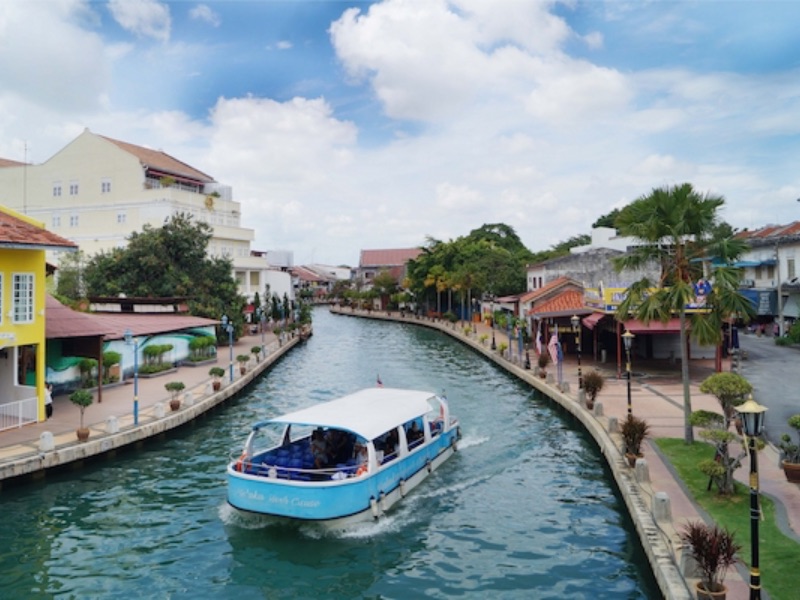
[117, 212, 126, 224]
[52, 183, 62, 197]
[70, 214, 79, 227]
[767, 265, 775, 280]
[52, 215, 61, 228]
[69, 181, 79, 195]
[755, 266, 762, 280]
[789, 259, 796, 280]
[101, 179, 111, 193]
[13, 273, 34, 323]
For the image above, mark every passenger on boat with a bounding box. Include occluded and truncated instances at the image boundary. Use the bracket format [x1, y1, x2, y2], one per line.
[326, 429, 349, 464]
[311, 428, 329, 468]
[407, 421, 423, 445]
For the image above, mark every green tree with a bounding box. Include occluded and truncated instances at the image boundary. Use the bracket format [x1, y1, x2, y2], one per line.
[83, 212, 244, 322]
[55, 250, 86, 301]
[614, 183, 754, 444]
[372, 270, 398, 308]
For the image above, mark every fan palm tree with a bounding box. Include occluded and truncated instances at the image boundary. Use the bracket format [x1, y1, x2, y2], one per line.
[613, 183, 753, 444]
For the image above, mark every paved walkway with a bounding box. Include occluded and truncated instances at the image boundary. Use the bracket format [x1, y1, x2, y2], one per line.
[0, 330, 281, 465]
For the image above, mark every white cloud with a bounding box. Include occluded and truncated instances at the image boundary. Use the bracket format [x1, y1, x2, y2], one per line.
[108, 0, 171, 42]
[276, 40, 293, 50]
[189, 4, 220, 27]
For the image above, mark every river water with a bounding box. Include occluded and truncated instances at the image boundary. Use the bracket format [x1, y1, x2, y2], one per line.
[0, 309, 659, 599]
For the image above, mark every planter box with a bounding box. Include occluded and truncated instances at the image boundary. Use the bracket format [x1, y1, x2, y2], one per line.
[180, 358, 217, 368]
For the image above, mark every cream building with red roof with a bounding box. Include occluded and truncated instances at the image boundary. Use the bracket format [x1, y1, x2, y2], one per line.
[0, 129, 272, 302]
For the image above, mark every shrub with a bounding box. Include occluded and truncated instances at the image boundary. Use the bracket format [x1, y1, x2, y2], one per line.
[164, 381, 185, 399]
[678, 521, 741, 594]
[209, 366, 225, 380]
[69, 389, 93, 429]
[779, 414, 800, 463]
[582, 370, 604, 403]
[620, 414, 650, 456]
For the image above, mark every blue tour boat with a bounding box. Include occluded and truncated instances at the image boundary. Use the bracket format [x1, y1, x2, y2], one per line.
[226, 387, 460, 525]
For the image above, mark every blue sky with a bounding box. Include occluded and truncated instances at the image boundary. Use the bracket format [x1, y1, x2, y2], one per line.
[2, 1, 800, 266]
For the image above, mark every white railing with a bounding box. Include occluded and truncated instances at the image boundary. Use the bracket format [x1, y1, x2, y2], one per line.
[0, 396, 38, 432]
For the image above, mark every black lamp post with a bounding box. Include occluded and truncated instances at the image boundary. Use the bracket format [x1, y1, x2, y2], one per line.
[736, 396, 768, 600]
[571, 314, 583, 390]
[123, 329, 139, 426]
[221, 314, 234, 383]
[622, 329, 634, 416]
[256, 307, 266, 356]
[490, 298, 496, 350]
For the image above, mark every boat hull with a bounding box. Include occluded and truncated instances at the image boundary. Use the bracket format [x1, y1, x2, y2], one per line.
[227, 426, 459, 525]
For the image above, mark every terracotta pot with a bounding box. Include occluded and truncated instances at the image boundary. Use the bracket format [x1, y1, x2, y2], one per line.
[782, 460, 800, 483]
[696, 581, 726, 600]
[586, 399, 595, 410]
[625, 452, 641, 468]
[239, 366, 246, 375]
[213, 381, 221, 391]
[76, 427, 90, 442]
[170, 399, 181, 411]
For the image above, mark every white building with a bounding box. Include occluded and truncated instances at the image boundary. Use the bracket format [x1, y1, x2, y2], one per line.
[0, 129, 275, 301]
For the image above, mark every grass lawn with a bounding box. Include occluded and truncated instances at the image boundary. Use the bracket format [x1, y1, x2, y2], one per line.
[657, 438, 798, 600]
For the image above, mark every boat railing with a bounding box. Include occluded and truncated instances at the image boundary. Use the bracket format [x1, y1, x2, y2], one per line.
[233, 453, 363, 481]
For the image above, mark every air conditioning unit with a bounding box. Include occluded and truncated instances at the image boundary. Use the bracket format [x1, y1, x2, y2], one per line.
[740, 279, 755, 288]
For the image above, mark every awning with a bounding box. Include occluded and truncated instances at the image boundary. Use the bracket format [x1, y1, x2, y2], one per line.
[582, 312, 606, 330]
[620, 318, 686, 334]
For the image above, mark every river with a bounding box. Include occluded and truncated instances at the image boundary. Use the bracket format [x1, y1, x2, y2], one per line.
[0, 308, 659, 599]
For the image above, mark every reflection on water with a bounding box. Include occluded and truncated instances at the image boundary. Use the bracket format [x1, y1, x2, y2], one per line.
[0, 309, 658, 599]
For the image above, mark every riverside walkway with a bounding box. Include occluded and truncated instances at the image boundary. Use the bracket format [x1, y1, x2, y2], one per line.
[331, 306, 800, 600]
[0, 329, 303, 483]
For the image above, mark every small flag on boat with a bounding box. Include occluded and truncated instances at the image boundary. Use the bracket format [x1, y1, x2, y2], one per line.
[377, 374, 383, 387]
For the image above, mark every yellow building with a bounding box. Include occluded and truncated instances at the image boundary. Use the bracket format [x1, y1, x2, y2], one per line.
[0, 206, 77, 430]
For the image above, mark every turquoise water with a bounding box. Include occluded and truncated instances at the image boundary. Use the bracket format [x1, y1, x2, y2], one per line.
[0, 309, 659, 599]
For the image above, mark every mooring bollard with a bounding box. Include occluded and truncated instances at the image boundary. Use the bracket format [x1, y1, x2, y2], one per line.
[653, 491, 671, 522]
[593, 401, 604, 417]
[154, 402, 166, 419]
[607, 416, 619, 434]
[106, 415, 119, 434]
[634, 457, 650, 483]
[39, 431, 54, 452]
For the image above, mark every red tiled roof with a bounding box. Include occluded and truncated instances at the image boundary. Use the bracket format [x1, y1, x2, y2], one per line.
[529, 290, 588, 317]
[100, 135, 214, 184]
[359, 248, 422, 268]
[0, 209, 77, 250]
[519, 276, 580, 303]
[0, 157, 27, 168]
[46, 296, 218, 340]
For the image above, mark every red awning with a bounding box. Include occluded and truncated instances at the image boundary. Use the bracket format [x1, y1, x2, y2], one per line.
[621, 318, 686, 334]
[582, 312, 606, 330]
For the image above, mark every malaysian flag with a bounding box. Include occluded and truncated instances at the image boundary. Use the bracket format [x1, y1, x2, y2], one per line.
[548, 332, 562, 365]
[535, 321, 543, 355]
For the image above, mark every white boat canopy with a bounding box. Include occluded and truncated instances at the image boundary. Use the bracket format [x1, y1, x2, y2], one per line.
[258, 388, 439, 441]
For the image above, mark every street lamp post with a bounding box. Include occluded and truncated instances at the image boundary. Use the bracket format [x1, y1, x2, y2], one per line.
[490, 298, 496, 350]
[736, 396, 768, 600]
[123, 329, 139, 426]
[571, 315, 583, 390]
[622, 330, 635, 416]
[256, 307, 266, 356]
[221, 314, 234, 383]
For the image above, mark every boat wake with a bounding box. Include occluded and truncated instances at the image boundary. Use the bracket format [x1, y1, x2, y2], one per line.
[456, 433, 489, 450]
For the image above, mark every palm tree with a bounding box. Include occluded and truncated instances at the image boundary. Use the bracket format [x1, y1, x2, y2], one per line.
[613, 183, 753, 444]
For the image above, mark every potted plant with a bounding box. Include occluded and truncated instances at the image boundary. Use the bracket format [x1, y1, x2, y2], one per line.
[497, 341, 508, 357]
[679, 521, 741, 599]
[778, 413, 800, 483]
[103, 351, 122, 383]
[164, 381, 185, 411]
[236, 354, 250, 375]
[69, 389, 94, 441]
[582, 370, 604, 410]
[537, 352, 549, 378]
[620, 414, 650, 467]
[251, 345, 262, 362]
[209, 366, 225, 391]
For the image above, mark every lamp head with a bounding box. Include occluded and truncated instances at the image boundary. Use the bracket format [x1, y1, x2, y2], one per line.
[735, 394, 768, 436]
[571, 315, 579, 330]
[221, 314, 229, 326]
[622, 329, 634, 351]
[124, 328, 133, 345]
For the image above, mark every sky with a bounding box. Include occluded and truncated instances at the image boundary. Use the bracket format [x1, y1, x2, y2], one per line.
[2, 0, 800, 267]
